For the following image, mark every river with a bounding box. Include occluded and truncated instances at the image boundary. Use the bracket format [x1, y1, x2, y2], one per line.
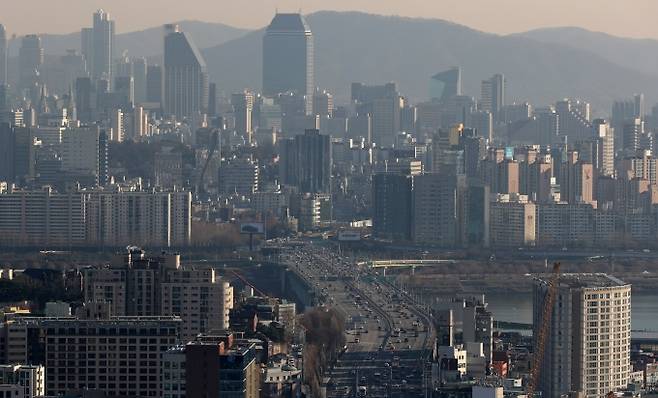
[485, 293, 658, 331]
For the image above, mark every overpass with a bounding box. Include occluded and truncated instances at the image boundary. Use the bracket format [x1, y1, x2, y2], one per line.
[357, 259, 457, 275]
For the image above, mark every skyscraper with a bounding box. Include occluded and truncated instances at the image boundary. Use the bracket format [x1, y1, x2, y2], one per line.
[279, 129, 332, 193]
[480, 73, 505, 117]
[232, 91, 254, 142]
[263, 13, 314, 115]
[18, 35, 43, 90]
[164, 24, 209, 119]
[430, 67, 461, 101]
[0, 24, 7, 85]
[84, 10, 115, 84]
[533, 274, 631, 398]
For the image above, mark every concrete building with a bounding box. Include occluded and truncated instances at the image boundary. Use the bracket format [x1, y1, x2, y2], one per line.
[161, 345, 186, 398]
[85, 187, 192, 247]
[279, 129, 332, 194]
[83, 250, 233, 341]
[83, 10, 115, 84]
[413, 173, 458, 246]
[61, 127, 101, 183]
[219, 156, 259, 195]
[480, 74, 505, 118]
[490, 194, 536, 247]
[186, 340, 260, 398]
[0, 186, 86, 247]
[372, 173, 412, 241]
[263, 13, 314, 115]
[18, 35, 43, 90]
[42, 316, 181, 397]
[533, 274, 631, 398]
[536, 203, 595, 248]
[0, 364, 45, 398]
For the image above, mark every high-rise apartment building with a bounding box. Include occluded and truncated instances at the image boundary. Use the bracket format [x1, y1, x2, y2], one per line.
[533, 274, 631, 398]
[263, 13, 314, 115]
[85, 187, 192, 247]
[42, 315, 181, 397]
[0, 186, 87, 247]
[232, 91, 254, 142]
[480, 74, 505, 117]
[84, 250, 233, 341]
[164, 24, 209, 119]
[489, 193, 536, 247]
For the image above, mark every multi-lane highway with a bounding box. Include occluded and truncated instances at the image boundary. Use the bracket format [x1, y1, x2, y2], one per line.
[282, 242, 435, 397]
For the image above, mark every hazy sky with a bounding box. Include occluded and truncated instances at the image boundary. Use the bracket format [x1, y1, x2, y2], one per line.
[2, 0, 657, 39]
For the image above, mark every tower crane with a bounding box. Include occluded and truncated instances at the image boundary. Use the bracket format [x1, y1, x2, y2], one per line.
[527, 262, 561, 398]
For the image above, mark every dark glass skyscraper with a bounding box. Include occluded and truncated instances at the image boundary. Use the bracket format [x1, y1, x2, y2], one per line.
[279, 129, 331, 193]
[164, 24, 209, 119]
[263, 13, 314, 115]
[18, 34, 43, 90]
[82, 10, 115, 84]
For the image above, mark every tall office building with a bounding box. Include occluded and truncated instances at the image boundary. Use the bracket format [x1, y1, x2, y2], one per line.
[61, 127, 101, 183]
[533, 274, 631, 398]
[232, 91, 254, 142]
[164, 24, 209, 119]
[0, 24, 7, 85]
[480, 74, 505, 117]
[146, 64, 163, 105]
[279, 129, 332, 193]
[351, 82, 402, 147]
[372, 173, 413, 241]
[18, 35, 44, 89]
[430, 67, 461, 101]
[263, 13, 314, 115]
[83, 10, 115, 84]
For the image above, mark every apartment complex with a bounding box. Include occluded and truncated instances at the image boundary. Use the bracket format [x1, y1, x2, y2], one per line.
[42, 316, 181, 397]
[83, 249, 233, 341]
[0, 364, 45, 398]
[0, 185, 191, 248]
[533, 274, 631, 398]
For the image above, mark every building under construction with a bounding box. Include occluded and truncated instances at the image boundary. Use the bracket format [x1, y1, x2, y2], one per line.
[533, 273, 631, 398]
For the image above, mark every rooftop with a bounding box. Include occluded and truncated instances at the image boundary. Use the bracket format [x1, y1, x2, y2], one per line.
[535, 273, 629, 289]
[266, 13, 311, 33]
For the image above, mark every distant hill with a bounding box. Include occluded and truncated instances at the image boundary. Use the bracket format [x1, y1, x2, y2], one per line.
[7, 20, 247, 58]
[202, 11, 658, 112]
[514, 27, 658, 80]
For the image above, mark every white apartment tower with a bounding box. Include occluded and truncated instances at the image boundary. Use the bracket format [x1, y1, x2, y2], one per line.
[533, 274, 631, 398]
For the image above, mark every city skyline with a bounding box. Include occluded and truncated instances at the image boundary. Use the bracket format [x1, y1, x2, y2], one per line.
[2, 0, 658, 40]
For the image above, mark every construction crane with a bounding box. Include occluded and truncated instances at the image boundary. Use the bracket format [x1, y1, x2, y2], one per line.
[527, 262, 561, 398]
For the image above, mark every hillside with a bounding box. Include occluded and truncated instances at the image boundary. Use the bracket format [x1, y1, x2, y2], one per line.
[515, 27, 658, 80]
[202, 11, 658, 111]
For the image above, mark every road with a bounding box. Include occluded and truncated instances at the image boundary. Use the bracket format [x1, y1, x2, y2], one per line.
[281, 242, 435, 398]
